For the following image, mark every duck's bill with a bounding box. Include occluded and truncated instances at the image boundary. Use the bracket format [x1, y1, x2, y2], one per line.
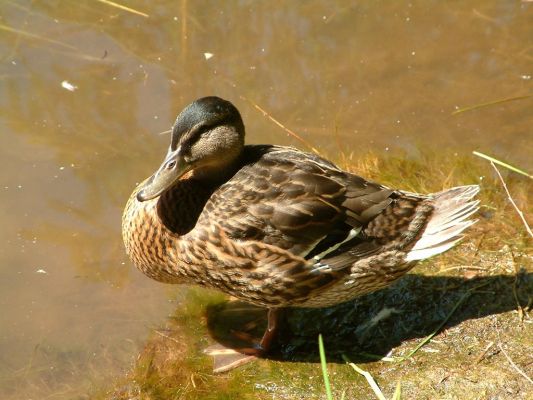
[136, 149, 190, 202]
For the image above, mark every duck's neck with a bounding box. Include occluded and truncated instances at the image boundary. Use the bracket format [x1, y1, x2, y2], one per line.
[189, 154, 243, 183]
[157, 178, 215, 234]
[122, 176, 216, 284]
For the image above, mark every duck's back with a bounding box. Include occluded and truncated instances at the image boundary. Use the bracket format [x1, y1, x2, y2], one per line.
[188, 145, 478, 307]
[198, 145, 394, 258]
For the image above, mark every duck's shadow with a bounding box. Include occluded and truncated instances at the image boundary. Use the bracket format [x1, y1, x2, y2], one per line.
[205, 272, 531, 364]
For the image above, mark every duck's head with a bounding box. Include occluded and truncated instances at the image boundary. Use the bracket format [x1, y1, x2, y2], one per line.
[137, 96, 245, 202]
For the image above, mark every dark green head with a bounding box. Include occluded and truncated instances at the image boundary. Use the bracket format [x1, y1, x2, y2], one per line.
[137, 97, 245, 202]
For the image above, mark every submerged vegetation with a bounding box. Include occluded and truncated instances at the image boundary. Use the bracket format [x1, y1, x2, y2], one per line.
[96, 150, 532, 400]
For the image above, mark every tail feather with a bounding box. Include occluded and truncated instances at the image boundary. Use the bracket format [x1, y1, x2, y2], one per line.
[424, 202, 479, 235]
[405, 237, 463, 262]
[405, 185, 479, 262]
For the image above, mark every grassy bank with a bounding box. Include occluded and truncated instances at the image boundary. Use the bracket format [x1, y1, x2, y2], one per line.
[98, 151, 532, 400]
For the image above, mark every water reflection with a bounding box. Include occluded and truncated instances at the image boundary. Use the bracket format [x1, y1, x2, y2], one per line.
[0, 0, 531, 398]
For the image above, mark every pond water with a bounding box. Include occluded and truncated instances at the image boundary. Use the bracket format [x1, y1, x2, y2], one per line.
[0, 1, 531, 398]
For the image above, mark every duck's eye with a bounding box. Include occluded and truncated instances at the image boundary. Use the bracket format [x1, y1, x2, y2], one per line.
[166, 160, 176, 170]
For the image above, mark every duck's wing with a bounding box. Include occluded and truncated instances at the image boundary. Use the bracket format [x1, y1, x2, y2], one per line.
[204, 146, 400, 264]
[192, 146, 478, 307]
[194, 145, 439, 306]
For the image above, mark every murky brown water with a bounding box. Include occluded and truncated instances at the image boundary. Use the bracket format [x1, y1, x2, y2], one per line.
[1, 1, 531, 398]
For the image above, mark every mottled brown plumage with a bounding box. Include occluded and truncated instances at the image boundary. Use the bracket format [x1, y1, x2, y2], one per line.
[122, 97, 479, 369]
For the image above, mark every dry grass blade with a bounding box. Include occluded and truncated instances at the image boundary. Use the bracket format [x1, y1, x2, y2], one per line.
[474, 341, 495, 364]
[239, 95, 322, 155]
[0, 23, 77, 50]
[153, 330, 180, 344]
[95, 0, 149, 18]
[181, 0, 188, 60]
[497, 343, 533, 385]
[357, 352, 396, 362]
[489, 161, 533, 238]
[342, 355, 387, 400]
[451, 94, 532, 115]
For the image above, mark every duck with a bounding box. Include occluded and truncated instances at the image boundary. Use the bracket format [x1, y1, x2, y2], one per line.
[122, 96, 479, 372]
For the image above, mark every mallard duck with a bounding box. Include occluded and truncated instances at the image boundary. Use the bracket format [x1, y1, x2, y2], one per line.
[122, 96, 479, 371]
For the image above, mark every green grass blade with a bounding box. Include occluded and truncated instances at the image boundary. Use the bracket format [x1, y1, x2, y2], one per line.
[452, 94, 532, 115]
[318, 334, 334, 400]
[473, 151, 532, 179]
[392, 381, 402, 400]
[400, 282, 491, 361]
[400, 291, 471, 360]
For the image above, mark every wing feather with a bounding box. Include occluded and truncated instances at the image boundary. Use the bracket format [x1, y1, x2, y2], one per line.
[201, 145, 398, 267]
